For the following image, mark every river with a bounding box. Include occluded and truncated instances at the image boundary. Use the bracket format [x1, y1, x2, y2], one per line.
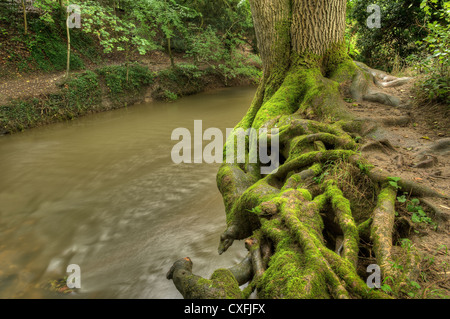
[0, 86, 257, 299]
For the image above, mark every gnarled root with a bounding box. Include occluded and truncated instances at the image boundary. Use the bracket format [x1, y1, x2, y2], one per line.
[370, 186, 397, 280]
[169, 59, 442, 299]
[351, 61, 411, 108]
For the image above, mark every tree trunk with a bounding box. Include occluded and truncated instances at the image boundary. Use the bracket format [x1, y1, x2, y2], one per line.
[168, 0, 433, 300]
[66, 10, 71, 78]
[168, 37, 175, 68]
[22, 0, 27, 35]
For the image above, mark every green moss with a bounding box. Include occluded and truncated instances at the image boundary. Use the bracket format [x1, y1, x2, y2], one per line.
[325, 180, 359, 268]
[297, 189, 313, 201]
[258, 240, 330, 299]
[209, 269, 243, 299]
[227, 178, 279, 228]
[252, 67, 322, 129]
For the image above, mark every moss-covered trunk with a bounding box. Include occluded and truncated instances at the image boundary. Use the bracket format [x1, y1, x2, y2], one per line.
[167, 0, 439, 299]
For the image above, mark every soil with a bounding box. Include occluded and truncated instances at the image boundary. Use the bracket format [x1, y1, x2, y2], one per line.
[341, 77, 450, 295]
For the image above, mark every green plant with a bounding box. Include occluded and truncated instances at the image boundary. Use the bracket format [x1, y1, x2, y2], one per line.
[406, 198, 437, 228]
[414, 0, 450, 103]
[406, 280, 422, 298]
[164, 90, 178, 101]
[387, 176, 402, 190]
[97, 63, 153, 99]
[313, 171, 329, 184]
[400, 238, 414, 251]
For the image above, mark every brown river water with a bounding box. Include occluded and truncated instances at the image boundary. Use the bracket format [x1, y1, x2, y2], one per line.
[0, 86, 256, 298]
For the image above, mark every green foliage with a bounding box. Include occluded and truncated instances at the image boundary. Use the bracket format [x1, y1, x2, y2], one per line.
[184, 24, 261, 83]
[387, 176, 401, 190]
[185, 25, 225, 65]
[345, 1, 361, 59]
[30, 19, 85, 72]
[4, 18, 85, 73]
[397, 193, 437, 228]
[97, 63, 154, 98]
[62, 70, 102, 109]
[350, 0, 429, 71]
[414, 0, 450, 104]
[77, 0, 158, 59]
[176, 0, 256, 52]
[407, 198, 436, 227]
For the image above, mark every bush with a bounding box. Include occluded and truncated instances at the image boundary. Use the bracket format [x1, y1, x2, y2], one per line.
[62, 70, 102, 110]
[97, 63, 154, 99]
[28, 19, 85, 72]
[350, 0, 429, 71]
[414, 0, 449, 104]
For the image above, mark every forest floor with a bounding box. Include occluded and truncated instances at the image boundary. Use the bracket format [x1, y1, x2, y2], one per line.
[341, 77, 450, 297]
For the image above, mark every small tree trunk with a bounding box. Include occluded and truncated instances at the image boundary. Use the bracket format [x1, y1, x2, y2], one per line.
[168, 37, 175, 68]
[66, 10, 71, 78]
[22, 0, 27, 35]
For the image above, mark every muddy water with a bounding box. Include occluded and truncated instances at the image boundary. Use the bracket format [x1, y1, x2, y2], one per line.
[0, 86, 256, 299]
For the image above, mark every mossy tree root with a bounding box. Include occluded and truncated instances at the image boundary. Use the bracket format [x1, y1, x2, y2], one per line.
[168, 58, 444, 299]
[350, 61, 413, 108]
[370, 186, 397, 280]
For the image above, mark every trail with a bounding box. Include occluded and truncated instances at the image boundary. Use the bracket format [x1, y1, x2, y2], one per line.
[0, 51, 174, 105]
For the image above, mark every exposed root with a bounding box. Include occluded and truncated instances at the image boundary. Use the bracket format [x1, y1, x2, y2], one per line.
[420, 198, 449, 222]
[350, 61, 411, 108]
[168, 59, 440, 299]
[370, 186, 397, 280]
[360, 139, 397, 155]
[350, 157, 449, 199]
[413, 155, 438, 169]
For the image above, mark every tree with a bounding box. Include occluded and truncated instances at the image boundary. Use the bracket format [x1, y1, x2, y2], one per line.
[167, 0, 448, 299]
[79, 0, 156, 81]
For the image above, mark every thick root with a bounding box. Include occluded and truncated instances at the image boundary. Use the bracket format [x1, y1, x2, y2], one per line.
[370, 186, 397, 280]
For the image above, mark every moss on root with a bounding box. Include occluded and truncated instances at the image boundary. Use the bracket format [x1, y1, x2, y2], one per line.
[169, 45, 432, 300]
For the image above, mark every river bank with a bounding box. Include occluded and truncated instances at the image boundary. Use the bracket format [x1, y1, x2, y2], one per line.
[0, 54, 261, 135]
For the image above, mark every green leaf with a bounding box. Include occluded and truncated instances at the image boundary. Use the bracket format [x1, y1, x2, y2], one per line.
[412, 213, 421, 223]
[410, 281, 421, 289]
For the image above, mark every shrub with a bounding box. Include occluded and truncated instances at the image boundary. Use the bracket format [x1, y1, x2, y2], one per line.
[97, 63, 154, 99]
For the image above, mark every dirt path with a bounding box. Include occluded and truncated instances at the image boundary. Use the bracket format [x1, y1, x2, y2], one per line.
[0, 51, 174, 105]
[0, 72, 65, 105]
[342, 72, 450, 295]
